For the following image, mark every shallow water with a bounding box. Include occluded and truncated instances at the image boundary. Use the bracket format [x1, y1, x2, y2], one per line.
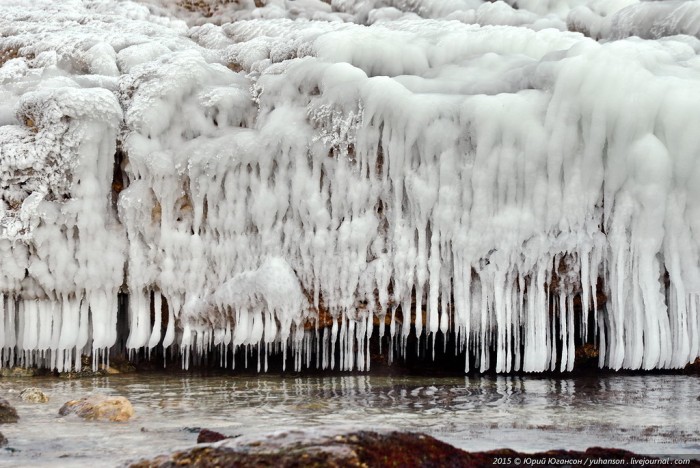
[0, 373, 699, 467]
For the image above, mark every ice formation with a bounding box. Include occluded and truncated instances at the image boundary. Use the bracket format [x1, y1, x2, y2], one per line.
[0, 0, 699, 373]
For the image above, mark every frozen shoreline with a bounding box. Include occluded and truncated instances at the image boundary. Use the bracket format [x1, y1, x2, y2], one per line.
[1, 0, 700, 375]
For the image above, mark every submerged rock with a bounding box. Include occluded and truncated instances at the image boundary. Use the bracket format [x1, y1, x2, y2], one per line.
[0, 398, 19, 424]
[59, 394, 133, 422]
[19, 387, 49, 403]
[132, 430, 700, 468]
[196, 429, 229, 444]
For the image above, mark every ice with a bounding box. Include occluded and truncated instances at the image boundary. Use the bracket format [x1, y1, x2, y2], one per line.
[567, 1, 700, 40]
[0, 0, 699, 373]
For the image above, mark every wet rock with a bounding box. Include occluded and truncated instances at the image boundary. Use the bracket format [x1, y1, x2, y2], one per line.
[108, 355, 136, 373]
[58, 370, 96, 379]
[99, 364, 120, 375]
[19, 387, 49, 403]
[575, 343, 599, 369]
[131, 430, 700, 468]
[59, 394, 133, 422]
[686, 357, 700, 374]
[197, 429, 228, 444]
[58, 355, 108, 379]
[0, 432, 6, 447]
[0, 398, 19, 424]
[133, 431, 468, 467]
[0, 367, 39, 378]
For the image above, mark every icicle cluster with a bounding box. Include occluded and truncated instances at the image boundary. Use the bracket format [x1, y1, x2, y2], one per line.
[0, 0, 699, 373]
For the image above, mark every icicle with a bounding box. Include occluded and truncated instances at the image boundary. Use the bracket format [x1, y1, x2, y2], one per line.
[148, 294, 162, 351]
[330, 315, 338, 370]
[0, 295, 4, 363]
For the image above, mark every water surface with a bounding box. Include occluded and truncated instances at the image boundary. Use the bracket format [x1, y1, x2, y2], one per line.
[0, 373, 698, 467]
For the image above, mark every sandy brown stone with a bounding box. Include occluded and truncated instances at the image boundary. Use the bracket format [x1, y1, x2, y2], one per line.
[59, 394, 134, 422]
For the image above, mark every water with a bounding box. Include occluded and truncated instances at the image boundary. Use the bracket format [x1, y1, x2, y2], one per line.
[0, 373, 699, 467]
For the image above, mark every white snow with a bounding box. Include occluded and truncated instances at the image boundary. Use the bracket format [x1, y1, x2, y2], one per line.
[1, 0, 699, 373]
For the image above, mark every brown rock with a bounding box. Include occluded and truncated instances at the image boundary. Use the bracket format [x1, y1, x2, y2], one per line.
[197, 429, 228, 444]
[131, 430, 700, 468]
[0, 399, 18, 424]
[59, 394, 134, 422]
[99, 365, 120, 375]
[575, 344, 599, 368]
[0, 367, 39, 378]
[0, 432, 6, 447]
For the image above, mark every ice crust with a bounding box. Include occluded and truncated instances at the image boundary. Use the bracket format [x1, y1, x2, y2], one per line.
[0, 0, 699, 373]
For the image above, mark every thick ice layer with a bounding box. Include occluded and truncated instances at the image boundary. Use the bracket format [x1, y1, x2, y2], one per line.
[567, 1, 700, 40]
[1, 0, 699, 373]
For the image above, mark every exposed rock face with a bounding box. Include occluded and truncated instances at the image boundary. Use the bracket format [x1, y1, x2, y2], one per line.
[131, 430, 697, 468]
[58, 394, 134, 422]
[0, 398, 19, 424]
[19, 387, 49, 403]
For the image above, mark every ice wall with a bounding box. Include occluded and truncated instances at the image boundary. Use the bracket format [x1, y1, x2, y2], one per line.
[0, 0, 699, 373]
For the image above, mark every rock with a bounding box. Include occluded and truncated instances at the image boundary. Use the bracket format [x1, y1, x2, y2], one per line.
[131, 430, 700, 468]
[575, 343, 600, 369]
[0, 398, 19, 424]
[130, 431, 477, 467]
[197, 429, 228, 444]
[58, 394, 133, 422]
[107, 355, 136, 373]
[99, 364, 120, 375]
[686, 357, 700, 374]
[0, 432, 6, 447]
[19, 387, 49, 403]
[0, 367, 39, 378]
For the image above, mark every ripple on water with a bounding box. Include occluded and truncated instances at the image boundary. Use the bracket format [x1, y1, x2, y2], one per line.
[0, 374, 698, 467]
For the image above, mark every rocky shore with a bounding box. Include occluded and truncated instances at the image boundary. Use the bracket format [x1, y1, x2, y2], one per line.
[131, 430, 700, 468]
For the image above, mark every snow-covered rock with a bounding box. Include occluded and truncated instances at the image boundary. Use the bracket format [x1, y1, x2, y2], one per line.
[0, 0, 699, 374]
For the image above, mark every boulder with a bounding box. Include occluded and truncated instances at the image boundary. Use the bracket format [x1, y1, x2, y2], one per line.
[197, 429, 228, 444]
[131, 430, 700, 468]
[19, 387, 49, 403]
[0, 398, 19, 424]
[58, 394, 133, 422]
[0, 432, 6, 447]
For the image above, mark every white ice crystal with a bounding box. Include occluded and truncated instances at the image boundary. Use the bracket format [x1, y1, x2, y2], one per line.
[0, 0, 699, 373]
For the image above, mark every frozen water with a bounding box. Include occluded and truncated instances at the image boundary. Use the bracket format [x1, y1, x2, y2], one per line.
[0, 0, 699, 373]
